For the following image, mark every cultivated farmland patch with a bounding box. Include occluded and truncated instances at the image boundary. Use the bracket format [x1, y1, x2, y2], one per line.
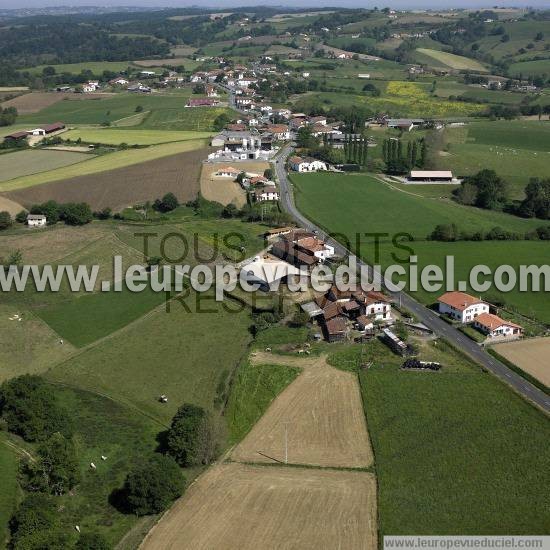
[1, 92, 105, 114]
[5, 147, 208, 210]
[493, 337, 550, 388]
[141, 463, 377, 550]
[231, 353, 373, 468]
[0, 149, 93, 183]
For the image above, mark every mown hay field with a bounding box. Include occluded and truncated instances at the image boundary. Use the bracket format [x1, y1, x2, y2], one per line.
[231, 353, 373, 468]
[415, 48, 489, 72]
[63, 127, 213, 146]
[494, 337, 550, 388]
[0, 149, 93, 183]
[141, 463, 377, 550]
[6, 146, 207, 210]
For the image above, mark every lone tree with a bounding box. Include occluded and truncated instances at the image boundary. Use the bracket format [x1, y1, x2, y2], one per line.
[166, 403, 217, 467]
[121, 454, 184, 516]
[0, 211, 12, 230]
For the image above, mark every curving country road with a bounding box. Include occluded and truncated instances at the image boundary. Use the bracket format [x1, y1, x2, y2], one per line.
[274, 145, 550, 413]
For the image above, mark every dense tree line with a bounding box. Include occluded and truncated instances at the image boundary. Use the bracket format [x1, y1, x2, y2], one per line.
[382, 138, 425, 174]
[30, 200, 93, 226]
[429, 222, 550, 242]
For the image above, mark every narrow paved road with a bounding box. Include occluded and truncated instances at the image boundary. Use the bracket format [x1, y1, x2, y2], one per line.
[274, 146, 550, 413]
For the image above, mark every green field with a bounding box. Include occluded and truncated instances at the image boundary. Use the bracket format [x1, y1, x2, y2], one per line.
[508, 58, 550, 78]
[52, 386, 161, 545]
[226, 361, 299, 444]
[0, 436, 19, 547]
[18, 93, 191, 126]
[415, 48, 489, 72]
[0, 138, 206, 191]
[293, 173, 550, 323]
[360, 341, 550, 535]
[438, 120, 550, 195]
[63, 127, 213, 146]
[0, 149, 93, 183]
[46, 289, 252, 424]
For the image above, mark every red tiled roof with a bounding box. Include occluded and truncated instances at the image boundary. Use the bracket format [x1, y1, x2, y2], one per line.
[475, 313, 522, 331]
[325, 316, 347, 335]
[438, 291, 486, 312]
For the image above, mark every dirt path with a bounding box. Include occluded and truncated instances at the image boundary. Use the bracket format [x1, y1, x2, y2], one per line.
[140, 463, 377, 550]
[232, 352, 373, 468]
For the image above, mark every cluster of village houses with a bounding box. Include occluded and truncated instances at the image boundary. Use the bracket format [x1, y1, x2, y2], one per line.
[240, 230, 523, 344]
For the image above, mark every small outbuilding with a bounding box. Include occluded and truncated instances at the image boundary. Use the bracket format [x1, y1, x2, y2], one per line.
[27, 214, 47, 227]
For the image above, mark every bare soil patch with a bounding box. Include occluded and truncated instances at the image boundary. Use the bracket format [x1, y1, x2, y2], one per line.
[141, 463, 377, 550]
[494, 338, 550, 388]
[199, 162, 267, 207]
[6, 147, 208, 211]
[0, 92, 105, 114]
[231, 353, 373, 468]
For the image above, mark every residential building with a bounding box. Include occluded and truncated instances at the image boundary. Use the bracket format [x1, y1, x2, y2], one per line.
[438, 291, 490, 323]
[214, 166, 240, 178]
[288, 156, 328, 172]
[473, 313, 523, 339]
[255, 186, 279, 202]
[266, 124, 290, 141]
[27, 214, 47, 227]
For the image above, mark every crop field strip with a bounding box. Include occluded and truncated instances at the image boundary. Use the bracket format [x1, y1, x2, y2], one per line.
[0, 138, 207, 192]
[0, 149, 94, 183]
[5, 146, 207, 211]
[143, 352, 377, 549]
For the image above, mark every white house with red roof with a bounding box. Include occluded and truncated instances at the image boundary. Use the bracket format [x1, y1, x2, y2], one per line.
[437, 291, 490, 323]
[473, 313, 523, 339]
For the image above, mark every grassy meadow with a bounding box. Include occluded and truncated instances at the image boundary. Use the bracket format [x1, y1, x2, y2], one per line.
[360, 341, 550, 535]
[437, 120, 550, 196]
[0, 149, 93, 183]
[293, 173, 550, 323]
[226, 361, 300, 444]
[414, 48, 489, 72]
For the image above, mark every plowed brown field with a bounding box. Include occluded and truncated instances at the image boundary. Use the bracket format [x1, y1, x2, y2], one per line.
[6, 147, 208, 211]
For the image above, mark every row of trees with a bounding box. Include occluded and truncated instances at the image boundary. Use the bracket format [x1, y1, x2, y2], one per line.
[428, 222, 550, 242]
[382, 138, 425, 174]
